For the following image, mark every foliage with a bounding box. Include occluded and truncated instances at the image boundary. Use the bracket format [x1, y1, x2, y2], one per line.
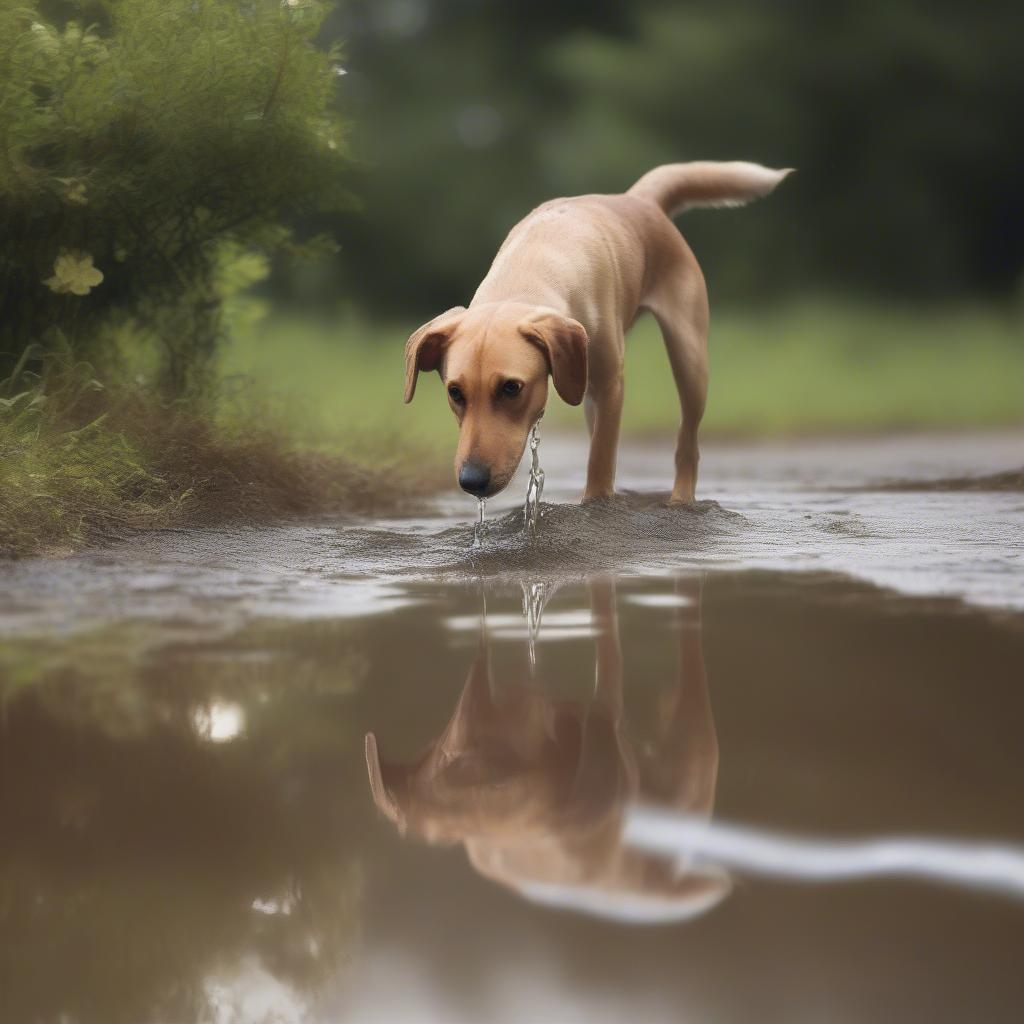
[0, 347, 182, 554]
[313, 0, 1024, 315]
[0, 0, 350, 394]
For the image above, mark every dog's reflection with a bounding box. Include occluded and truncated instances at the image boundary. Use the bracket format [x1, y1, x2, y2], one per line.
[365, 578, 729, 923]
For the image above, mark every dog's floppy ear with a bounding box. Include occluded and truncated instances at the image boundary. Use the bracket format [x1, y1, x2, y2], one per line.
[519, 310, 588, 406]
[404, 306, 466, 403]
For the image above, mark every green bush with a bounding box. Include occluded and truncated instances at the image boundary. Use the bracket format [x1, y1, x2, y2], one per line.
[0, 0, 350, 395]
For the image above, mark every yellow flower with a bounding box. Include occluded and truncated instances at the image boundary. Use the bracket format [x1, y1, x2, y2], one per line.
[30, 22, 60, 56]
[44, 250, 104, 296]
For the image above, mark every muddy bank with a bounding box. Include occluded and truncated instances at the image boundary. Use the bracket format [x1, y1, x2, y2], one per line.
[873, 467, 1024, 492]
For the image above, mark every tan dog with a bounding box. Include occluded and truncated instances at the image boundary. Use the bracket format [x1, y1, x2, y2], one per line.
[404, 161, 791, 501]
[365, 579, 728, 922]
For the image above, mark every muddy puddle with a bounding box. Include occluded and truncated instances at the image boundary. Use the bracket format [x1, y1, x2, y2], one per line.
[1, 432, 1023, 1023]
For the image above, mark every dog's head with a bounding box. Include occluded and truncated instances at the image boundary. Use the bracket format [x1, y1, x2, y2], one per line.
[404, 302, 588, 497]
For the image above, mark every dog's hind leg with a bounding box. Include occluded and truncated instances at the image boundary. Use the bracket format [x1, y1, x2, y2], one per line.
[647, 269, 709, 504]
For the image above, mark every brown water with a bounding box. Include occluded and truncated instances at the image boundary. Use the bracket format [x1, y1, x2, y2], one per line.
[2, 433, 1023, 1023]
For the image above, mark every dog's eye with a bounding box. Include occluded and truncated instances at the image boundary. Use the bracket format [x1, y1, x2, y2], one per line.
[501, 380, 523, 397]
[447, 384, 464, 404]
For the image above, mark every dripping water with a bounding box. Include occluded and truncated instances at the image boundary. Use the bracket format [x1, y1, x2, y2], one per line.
[521, 579, 551, 673]
[468, 414, 543, 554]
[473, 497, 487, 550]
[523, 416, 545, 542]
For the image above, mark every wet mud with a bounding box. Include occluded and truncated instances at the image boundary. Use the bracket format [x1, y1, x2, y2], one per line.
[872, 466, 1024, 492]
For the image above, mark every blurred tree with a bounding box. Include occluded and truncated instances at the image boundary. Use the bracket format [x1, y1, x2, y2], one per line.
[307, 0, 1023, 316]
[0, 0, 352, 394]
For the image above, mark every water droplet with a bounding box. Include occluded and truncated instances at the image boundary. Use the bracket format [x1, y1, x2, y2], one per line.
[521, 580, 551, 673]
[472, 496, 487, 549]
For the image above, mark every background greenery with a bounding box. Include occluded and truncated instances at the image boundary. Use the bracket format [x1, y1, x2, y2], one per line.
[260, 0, 1022, 441]
[303, 0, 1024, 312]
[225, 305, 1024, 443]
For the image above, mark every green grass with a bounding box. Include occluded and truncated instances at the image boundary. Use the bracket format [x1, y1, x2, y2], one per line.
[0, 357, 441, 558]
[223, 300, 1024, 444]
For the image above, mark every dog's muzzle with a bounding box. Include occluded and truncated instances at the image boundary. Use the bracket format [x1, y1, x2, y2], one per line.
[458, 460, 491, 497]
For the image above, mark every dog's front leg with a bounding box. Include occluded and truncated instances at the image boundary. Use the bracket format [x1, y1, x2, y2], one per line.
[582, 379, 623, 501]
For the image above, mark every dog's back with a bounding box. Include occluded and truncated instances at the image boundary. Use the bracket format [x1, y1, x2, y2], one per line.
[474, 162, 791, 329]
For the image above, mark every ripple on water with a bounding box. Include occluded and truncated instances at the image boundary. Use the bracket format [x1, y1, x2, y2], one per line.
[333, 494, 746, 583]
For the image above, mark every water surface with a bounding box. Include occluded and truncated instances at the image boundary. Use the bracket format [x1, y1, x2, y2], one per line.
[1, 432, 1023, 1023]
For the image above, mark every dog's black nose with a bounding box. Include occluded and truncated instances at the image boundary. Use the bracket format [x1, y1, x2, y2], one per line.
[458, 460, 491, 496]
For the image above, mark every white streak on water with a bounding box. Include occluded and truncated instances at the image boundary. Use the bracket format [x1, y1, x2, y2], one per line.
[624, 593, 695, 608]
[445, 610, 591, 632]
[191, 700, 246, 744]
[624, 806, 1024, 899]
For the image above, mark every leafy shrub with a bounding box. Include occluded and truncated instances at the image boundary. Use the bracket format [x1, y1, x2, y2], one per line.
[0, 0, 350, 395]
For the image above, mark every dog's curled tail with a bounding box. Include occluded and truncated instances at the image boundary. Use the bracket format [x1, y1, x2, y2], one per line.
[628, 161, 793, 217]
